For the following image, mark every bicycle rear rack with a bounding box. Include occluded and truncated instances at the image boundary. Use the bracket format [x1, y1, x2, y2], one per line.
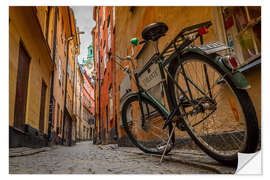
[137, 21, 212, 89]
[159, 21, 212, 65]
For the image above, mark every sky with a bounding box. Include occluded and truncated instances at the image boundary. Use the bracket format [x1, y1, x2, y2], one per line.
[71, 6, 96, 63]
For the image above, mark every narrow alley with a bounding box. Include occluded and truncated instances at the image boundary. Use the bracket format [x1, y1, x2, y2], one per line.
[8, 5, 261, 175]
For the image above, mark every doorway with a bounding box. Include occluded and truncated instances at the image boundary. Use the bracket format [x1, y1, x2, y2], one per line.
[14, 42, 30, 131]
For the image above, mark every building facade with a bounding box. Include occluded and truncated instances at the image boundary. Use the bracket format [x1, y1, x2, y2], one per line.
[81, 65, 95, 140]
[92, 6, 118, 144]
[9, 7, 54, 147]
[74, 61, 84, 141]
[9, 6, 81, 148]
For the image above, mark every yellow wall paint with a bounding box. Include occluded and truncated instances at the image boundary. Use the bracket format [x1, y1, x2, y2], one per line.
[9, 7, 53, 134]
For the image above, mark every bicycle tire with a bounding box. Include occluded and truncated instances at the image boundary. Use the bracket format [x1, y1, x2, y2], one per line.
[121, 94, 173, 155]
[167, 53, 259, 166]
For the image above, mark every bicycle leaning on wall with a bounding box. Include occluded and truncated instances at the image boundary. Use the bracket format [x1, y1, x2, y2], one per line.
[108, 21, 259, 166]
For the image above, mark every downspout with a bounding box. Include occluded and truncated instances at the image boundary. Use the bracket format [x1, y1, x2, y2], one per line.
[93, 45, 97, 144]
[62, 8, 74, 145]
[73, 57, 77, 141]
[97, 7, 101, 141]
[79, 77, 82, 141]
[112, 8, 118, 140]
[48, 7, 58, 141]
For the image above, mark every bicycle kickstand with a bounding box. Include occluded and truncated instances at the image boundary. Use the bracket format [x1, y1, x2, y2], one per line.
[160, 123, 176, 163]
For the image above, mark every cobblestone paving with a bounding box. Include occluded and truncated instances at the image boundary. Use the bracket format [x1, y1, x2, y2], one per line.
[9, 141, 235, 174]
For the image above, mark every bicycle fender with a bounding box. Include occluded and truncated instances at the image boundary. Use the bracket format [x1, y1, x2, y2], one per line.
[120, 91, 170, 117]
[182, 47, 251, 90]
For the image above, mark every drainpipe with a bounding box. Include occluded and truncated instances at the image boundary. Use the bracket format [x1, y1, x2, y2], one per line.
[97, 7, 101, 142]
[73, 57, 77, 142]
[62, 8, 74, 145]
[48, 7, 58, 142]
[93, 63, 97, 144]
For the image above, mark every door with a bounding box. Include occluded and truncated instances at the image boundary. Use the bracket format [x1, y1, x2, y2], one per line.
[39, 80, 47, 133]
[64, 115, 72, 146]
[14, 42, 30, 131]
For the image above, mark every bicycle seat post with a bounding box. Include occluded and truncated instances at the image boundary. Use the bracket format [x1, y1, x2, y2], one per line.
[153, 40, 160, 54]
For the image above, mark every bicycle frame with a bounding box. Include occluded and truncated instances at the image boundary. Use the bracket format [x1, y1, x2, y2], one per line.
[129, 43, 211, 127]
[131, 51, 200, 124]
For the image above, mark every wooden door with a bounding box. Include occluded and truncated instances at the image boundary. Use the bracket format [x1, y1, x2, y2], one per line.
[14, 42, 30, 131]
[39, 80, 47, 133]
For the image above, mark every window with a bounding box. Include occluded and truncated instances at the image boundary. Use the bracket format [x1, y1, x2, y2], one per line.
[108, 22, 111, 52]
[103, 7, 106, 27]
[113, 7, 115, 29]
[57, 104, 60, 127]
[61, 18, 64, 44]
[109, 85, 113, 120]
[58, 58, 61, 81]
[62, 70, 65, 92]
[104, 49, 107, 70]
[60, 110, 63, 133]
[222, 7, 261, 66]
[107, 15, 110, 28]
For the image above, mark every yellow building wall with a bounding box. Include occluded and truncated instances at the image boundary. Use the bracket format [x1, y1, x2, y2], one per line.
[66, 44, 75, 115]
[36, 7, 48, 38]
[47, 7, 56, 58]
[9, 7, 53, 134]
[51, 7, 68, 138]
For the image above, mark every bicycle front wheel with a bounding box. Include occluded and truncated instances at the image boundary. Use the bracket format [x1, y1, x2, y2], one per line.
[168, 53, 259, 166]
[121, 95, 173, 155]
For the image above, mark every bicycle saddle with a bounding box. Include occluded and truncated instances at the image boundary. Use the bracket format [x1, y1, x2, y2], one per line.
[141, 22, 168, 41]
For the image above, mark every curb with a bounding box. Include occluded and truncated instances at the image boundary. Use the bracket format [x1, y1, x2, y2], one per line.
[9, 147, 51, 158]
[120, 149, 235, 174]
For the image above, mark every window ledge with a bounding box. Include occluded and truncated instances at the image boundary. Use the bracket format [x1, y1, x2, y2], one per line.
[239, 57, 261, 73]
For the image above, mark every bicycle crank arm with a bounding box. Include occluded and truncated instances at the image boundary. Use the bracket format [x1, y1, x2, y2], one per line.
[162, 111, 182, 129]
[162, 100, 185, 129]
[162, 113, 175, 129]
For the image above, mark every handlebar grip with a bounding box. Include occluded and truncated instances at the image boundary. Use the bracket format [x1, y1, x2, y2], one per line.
[139, 40, 147, 44]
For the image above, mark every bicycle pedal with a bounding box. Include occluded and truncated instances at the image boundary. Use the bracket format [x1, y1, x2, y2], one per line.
[157, 143, 172, 153]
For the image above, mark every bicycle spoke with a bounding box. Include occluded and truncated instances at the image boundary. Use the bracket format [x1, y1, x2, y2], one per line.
[173, 58, 249, 157]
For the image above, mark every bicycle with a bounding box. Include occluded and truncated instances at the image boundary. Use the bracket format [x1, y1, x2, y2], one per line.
[108, 21, 259, 166]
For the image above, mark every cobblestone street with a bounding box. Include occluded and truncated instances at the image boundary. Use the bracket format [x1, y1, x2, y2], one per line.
[9, 141, 236, 174]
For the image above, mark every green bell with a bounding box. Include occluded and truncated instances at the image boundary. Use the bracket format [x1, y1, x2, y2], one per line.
[130, 37, 139, 46]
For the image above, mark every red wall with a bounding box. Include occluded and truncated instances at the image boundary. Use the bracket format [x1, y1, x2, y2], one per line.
[93, 6, 116, 142]
[83, 72, 95, 115]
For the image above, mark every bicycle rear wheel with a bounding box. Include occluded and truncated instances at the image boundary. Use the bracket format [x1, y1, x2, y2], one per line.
[168, 53, 259, 166]
[121, 95, 173, 155]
